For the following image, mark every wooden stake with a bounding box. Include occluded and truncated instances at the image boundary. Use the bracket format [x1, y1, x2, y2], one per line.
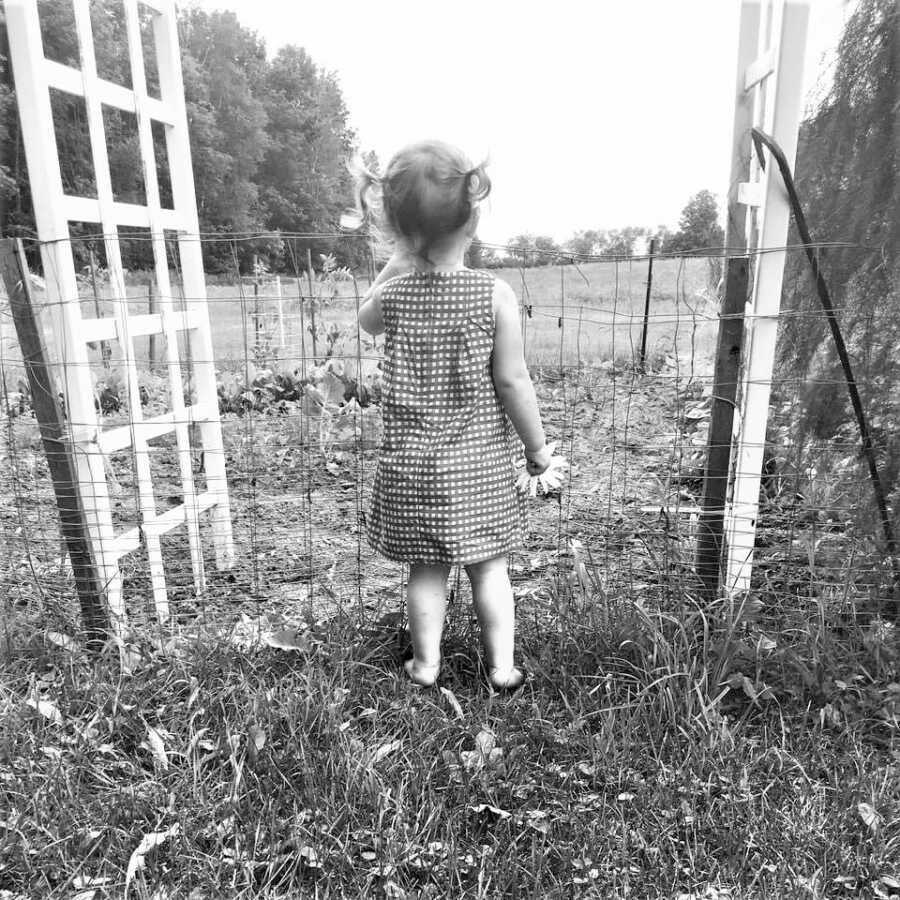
[0, 239, 109, 648]
[696, 256, 748, 597]
[306, 247, 317, 362]
[638, 239, 656, 372]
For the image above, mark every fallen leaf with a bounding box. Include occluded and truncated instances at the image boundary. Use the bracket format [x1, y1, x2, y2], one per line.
[460, 728, 504, 772]
[298, 845, 321, 868]
[264, 628, 311, 651]
[26, 697, 63, 726]
[248, 724, 266, 751]
[858, 802, 881, 832]
[372, 740, 402, 763]
[125, 824, 180, 897]
[143, 725, 169, 771]
[469, 803, 511, 818]
[73, 876, 111, 889]
[46, 631, 79, 652]
[439, 686, 465, 721]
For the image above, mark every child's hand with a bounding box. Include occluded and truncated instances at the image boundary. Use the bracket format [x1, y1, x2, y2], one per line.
[525, 444, 553, 476]
[515, 442, 568, 497]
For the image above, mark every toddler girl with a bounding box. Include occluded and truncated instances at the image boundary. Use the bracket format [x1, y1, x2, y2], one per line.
[355, 140, 551, 690]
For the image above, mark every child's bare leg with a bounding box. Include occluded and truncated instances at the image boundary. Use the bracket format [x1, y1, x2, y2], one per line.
[405, 563, 450, 685]
[466, 555, 524, 689]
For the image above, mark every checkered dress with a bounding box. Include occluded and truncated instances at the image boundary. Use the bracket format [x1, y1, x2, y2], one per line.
[367, 269, 524, 564]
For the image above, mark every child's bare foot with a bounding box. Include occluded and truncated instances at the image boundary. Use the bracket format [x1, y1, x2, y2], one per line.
[404, 658, 441, 686]
[488, 665, 525, 691]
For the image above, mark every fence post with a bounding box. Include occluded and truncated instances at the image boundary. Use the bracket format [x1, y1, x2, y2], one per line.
[638, 238, 656, 371]
[0, 239, 109, 649]
[306, 247, 317, 362]
[275, 275, 284, 349]
[252, 253, 261, 358]
[696, 256, 748, 596]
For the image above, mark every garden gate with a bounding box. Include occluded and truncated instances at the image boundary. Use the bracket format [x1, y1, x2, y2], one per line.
[4, 0, 233, 626]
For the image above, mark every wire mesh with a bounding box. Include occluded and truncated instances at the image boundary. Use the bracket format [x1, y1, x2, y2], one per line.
[0, 235, 897, 641]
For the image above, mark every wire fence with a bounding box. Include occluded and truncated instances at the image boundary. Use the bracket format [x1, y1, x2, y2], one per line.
[0, 234, 897, 641]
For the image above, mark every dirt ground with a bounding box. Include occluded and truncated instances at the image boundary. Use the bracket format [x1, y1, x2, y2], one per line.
[0, 361, 704, 632]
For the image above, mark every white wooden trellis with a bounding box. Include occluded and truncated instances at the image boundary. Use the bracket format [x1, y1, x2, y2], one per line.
[4, 0, 234, 625]
[722, 0, 810, 595]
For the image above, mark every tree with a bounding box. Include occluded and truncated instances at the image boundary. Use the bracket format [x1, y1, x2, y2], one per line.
[257, 45, 356, 270]
[604, 226, 648, 257]
[776, 0, 899, 472]
[666, 190, 724, 254]
[507, 233, 537, 266]
[564, 229, 601, 259]
[533, 235, 560, 264]
[179, 9, 269, 271]
[649, 224, 672, 252]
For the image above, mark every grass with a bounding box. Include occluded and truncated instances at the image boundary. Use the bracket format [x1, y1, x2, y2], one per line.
[1, 577, 899, 899]
[0, 258, 716, 385]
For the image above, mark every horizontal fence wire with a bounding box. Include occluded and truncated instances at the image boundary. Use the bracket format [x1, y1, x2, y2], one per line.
[0, 235, 897, 639]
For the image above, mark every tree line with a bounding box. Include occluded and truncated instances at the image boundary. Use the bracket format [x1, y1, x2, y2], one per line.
[475, 189, 724, 267]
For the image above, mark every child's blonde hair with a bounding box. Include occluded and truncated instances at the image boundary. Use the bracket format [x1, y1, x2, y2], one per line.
[352, 140, 490, 262]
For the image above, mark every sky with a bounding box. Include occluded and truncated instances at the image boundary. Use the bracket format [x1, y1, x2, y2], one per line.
[197, 0, 854, 244]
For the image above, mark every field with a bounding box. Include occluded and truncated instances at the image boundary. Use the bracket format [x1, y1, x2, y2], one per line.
[1, 258, 899, 898]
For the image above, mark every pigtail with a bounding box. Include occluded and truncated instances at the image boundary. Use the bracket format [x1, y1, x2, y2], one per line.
[340, 156, 383, 231]
[466, 161, 492, 204]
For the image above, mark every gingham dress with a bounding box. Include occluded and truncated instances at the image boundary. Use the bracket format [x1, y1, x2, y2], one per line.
[367, 269, 523, 564]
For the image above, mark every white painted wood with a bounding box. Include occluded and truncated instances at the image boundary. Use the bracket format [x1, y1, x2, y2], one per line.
[44, 43, 174, 126]
[72, 0, 171, 620]
[725, 1, 761, 254]
[737, 182, 764, 207]
[152, 2, 234, 570]
[123, 0, 205, 600]
[5, 0, 235, 624]
[743, 47, 776, 89]
[723, 0, 810, 595]
[3, 0, 125, 628]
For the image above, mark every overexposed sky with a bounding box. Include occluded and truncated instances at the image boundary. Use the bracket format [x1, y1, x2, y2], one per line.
[198, 0, 853, 243]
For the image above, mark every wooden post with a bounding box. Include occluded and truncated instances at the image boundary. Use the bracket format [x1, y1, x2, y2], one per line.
[252, 253, 261, 359]
[696, 256, 748, 596]
[0, 239, 109, 648]
[638, 238, 656, 372]
[306, 247, 317, 363]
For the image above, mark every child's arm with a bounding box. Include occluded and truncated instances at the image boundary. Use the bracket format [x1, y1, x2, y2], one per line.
[491, 279, 552, 474]
[358, 249, 415, 336]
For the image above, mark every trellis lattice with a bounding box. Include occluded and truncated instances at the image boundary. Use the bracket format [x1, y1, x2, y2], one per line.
[4, 0, 234, 624]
